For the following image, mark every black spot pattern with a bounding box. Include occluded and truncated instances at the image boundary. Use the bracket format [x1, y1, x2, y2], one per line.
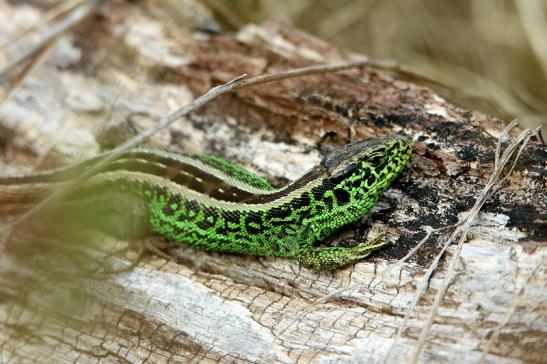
[162, 195, 180, 216]
[292, 192, 311, 210]
[312, 185, 325, 200]
[333, 188, 350, 204]
[365, 170, 377, 186]
[267, 206, 292, 219]
[244, 213, 264, 234]
[185, 200, 200, 213]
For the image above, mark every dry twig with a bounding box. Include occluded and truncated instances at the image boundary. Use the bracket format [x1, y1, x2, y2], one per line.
[2, 60, 384, 245]
[276, 120, 541, 363]
[0, 0, 101, 78]
[406, 121, 540, 364]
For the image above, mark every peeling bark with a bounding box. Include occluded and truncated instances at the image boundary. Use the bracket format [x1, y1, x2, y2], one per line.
[0, 2, 545, 363]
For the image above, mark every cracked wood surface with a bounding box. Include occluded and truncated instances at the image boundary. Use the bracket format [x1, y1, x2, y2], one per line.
[0, 2, 545, 363]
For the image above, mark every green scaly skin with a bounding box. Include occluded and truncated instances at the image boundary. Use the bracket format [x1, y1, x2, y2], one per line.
[1, 136, 412, 271]
[193, 154, 276, 191]
[108, 137, 410, 270]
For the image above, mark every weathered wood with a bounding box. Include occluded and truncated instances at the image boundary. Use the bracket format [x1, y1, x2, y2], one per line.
[0, 1, 545, 363]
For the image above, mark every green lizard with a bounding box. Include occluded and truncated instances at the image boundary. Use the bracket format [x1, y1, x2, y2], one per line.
[0, 136, 412, 270]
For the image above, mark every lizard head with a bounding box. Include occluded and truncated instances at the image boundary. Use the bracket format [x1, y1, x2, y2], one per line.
[321, 136, 412, 196]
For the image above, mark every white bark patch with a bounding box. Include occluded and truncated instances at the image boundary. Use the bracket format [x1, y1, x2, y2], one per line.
[109, 267, 291, 363]
[470, 212, 527, 241]
[248, 139, 320, 181]
[124, 15, 194, 67]
[425, 103, 454, 121]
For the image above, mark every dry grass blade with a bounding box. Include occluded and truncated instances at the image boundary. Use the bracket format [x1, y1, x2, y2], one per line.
[278, 123, 530, 341]
[2, 59, 384, 247]
[0, 0, 89, 51]
[0, 38, 56, 105]
[232, 59, 392, 90]
[384, 121, 516, 362]
[0, 73, 247, 247]
[0, 0, 100, 115]
[233, 56, 448, 92]
[0, 0, 101, 78]
[406, 121, 540, 364]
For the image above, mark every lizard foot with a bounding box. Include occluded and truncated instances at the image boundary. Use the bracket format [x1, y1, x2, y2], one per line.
[297, 233, 389, 271]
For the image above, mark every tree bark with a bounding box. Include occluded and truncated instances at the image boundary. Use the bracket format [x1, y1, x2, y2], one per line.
[0, 1, 545, 363]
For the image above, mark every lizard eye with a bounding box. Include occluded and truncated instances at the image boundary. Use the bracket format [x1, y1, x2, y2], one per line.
[367, 155, 386, 168]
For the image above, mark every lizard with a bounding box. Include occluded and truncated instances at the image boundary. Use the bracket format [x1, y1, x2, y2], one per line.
[0, 136, 412, 271]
